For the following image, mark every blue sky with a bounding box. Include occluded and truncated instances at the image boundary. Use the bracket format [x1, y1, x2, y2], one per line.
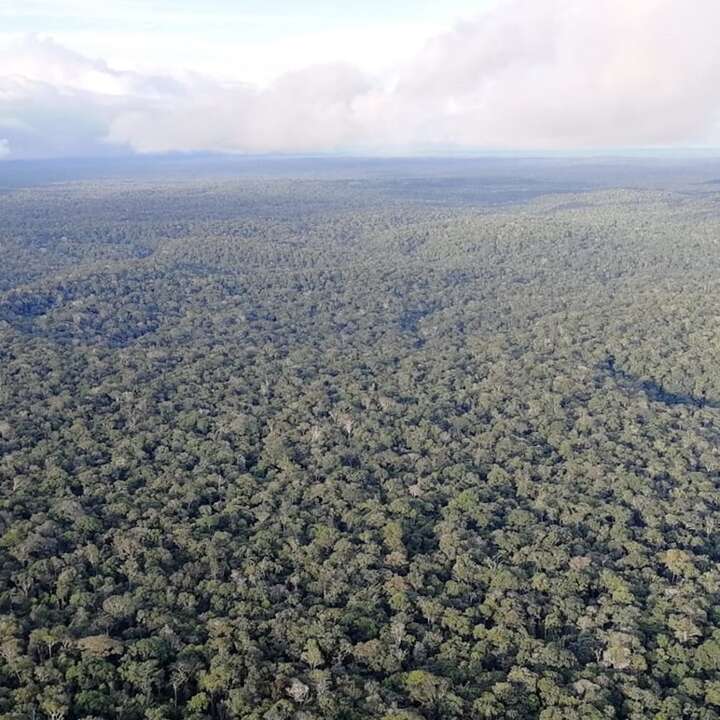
[0, 1, 496, 82]
[0, 0, 719, 159]
[1, 1, 493, 32]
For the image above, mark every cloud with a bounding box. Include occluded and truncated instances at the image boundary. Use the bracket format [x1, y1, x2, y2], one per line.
[2, 0, 720, 158]
[0, 36, 187, 158]
[400, 0, 720, 149]
[0, 139, 9, 158]
[108, 64, 375, 154]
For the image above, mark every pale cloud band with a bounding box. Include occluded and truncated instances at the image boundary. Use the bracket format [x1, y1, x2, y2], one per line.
[1, 0, 720, 159]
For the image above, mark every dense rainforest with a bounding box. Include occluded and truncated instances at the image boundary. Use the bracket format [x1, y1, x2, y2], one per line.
[2, 162, 720, 719]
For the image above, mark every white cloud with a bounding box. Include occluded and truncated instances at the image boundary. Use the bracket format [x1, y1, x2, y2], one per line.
[2, 0, 720, 158]
[0, 138, 9, 158]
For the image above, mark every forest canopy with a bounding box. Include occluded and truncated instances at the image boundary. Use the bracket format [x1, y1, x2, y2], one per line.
[2, 162, 720, 719]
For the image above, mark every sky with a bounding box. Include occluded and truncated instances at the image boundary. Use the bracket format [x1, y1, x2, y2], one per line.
[1, 0, 719, 159]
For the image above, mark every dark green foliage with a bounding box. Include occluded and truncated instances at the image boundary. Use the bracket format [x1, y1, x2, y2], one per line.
[2, 176, 720, 719]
